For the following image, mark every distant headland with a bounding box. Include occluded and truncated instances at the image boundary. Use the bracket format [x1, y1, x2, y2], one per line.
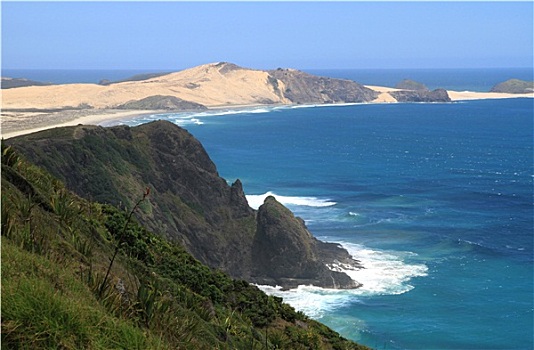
[2, 62, 533, 138]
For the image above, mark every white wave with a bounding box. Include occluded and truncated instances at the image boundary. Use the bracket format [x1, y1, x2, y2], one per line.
[258, 242, 428, 317]
[256, 284, 356, 319]
[246, 191, 336, 210]
[103, 106, 281, 128]
[337, 242, 428, 295]
[102, 103, 372, 129]
[187, 106, 278, 118]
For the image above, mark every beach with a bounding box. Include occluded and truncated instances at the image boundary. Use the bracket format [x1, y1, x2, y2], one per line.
[1, 109, 161, 139]
[2, 82, 532, 139]
[446, 90, 534, 101]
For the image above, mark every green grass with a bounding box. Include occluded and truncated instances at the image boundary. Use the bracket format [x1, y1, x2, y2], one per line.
[1, 241, 167, 350]
[1, 143, 371, 350]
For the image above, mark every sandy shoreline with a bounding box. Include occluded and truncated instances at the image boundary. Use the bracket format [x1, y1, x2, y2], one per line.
[1, 109, 164, 139]
[0, 103, 277, 139]
[2, 89, 532, 139]
[446, 90, 534, 101]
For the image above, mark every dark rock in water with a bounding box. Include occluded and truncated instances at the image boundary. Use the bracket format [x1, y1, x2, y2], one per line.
[6, 120, 361, 290]
[395, 79, 429, 91]
[268, 68, 379, 104]
[390, 88, 451, 102]
[116, 95, 207, 111]
[490, 79, 534, 94]
[251, 196, 362, 289]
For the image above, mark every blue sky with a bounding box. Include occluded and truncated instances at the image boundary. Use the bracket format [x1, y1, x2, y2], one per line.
[2, 1, 533, 70]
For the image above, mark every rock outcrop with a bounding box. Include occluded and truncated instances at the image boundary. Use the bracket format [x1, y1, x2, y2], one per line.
[116, 95, 207, 111]
[252, 196, 361, 289]
[6, 120, 361, 290]
[390, 88, 451, 102]
[490, 79, 534, 94]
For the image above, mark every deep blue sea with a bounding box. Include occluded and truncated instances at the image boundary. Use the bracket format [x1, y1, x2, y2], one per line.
[12, 68, 533, 349]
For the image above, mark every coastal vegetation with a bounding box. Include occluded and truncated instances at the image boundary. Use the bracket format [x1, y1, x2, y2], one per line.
[6, 121, 362, 290]
[1, 143, 370, 349]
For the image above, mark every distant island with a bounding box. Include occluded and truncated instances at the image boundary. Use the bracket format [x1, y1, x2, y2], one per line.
[490, 79, 533, 94]
[1, 62, 533, 138]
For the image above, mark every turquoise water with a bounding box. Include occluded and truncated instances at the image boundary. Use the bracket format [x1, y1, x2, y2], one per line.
[35, 68, 532, 349]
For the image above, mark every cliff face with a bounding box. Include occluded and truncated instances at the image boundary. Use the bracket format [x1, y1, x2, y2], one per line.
[269, 68, 379, 104]
[7, 121, 361, 289]
[1, 143, 370, 350]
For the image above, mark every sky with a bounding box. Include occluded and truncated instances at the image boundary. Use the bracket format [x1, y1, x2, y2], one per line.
[1, 1, 533, 70]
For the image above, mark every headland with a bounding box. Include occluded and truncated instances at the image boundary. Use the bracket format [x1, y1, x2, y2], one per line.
[2, 62, 532, 138]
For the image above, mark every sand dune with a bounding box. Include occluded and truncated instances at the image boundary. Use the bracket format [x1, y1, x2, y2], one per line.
[4, 62, 532, 110]
[2, 62, 532, 138]
[1, 62, 289, 110]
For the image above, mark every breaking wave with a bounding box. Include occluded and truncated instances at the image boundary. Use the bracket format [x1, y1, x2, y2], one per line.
[257, 242, 428, 318]
[246, 191, 337, 210]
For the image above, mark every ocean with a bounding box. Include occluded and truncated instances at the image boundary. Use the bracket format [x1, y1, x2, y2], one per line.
[11, 68, 533, 349]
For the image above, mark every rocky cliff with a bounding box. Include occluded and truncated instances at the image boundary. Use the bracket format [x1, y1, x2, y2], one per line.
[268, 68, 379, 104]
[6, 120, 361, 290]
[389, 88, 451, 102]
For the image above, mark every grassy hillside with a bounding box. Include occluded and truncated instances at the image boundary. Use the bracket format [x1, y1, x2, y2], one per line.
[1, 144, 370, 350]
[6, 121, 360, 290]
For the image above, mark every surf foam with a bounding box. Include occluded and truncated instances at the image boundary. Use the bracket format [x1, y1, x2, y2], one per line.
[335, 242, 428, 295]
[246, 191, 337, 210]
[257, 242, 428, 318]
